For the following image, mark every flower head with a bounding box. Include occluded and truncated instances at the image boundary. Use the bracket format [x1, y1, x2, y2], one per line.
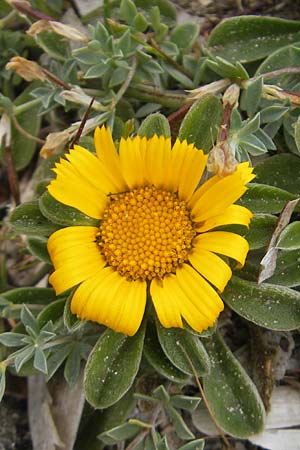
[47, 127, 254, 336]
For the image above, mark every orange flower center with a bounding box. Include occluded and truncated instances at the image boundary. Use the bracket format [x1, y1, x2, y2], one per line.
[98, 186, 196, 281]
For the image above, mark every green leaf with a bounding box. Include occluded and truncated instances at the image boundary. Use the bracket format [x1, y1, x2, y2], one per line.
[74, 389, 135, 450]
[119, 0, 138, 24]
[109, 66, 130, 88]
[244, 76, 263, 117]
[13, 345, 35, 373]
[238, 183, 297, 214]
[63, 291, 81, 331]
[238, 113, 260, 139]
[144, 320, 189, 383]
[156, 322, 210, 376]
[138, 113, 171, 139]
[170, 395, 201, 412]
[84, 326, 145, 408]
[206, 57, 248, 80]
[166, 405, 195, 440]
[254, 154, 300, 195]
[256, 42, 300, 83]
[99, 422, 142, 445]
[223, 276, 300, 330]
[208, 16, 300, 63]
[27, 236, 51, 264]
[37, 298, 65, 328]
[21, 306, 39, 335]
[133, 13, 148, 33]
[294, 115, 300, 155]
[0, 287, 56, 305]
[64, 343, 82, 388]
[39, 192, 99, 227]
[33, 347, 48, 374]
[202, 331, 265, 438]
[178, 439, 205, 450]
[163, 63, 194, 89]
[84, 63, 109, 79]
[46, 343, 73, 381]
[10, 201, 60, 236]
[0, 332, 26, 347]
[170, 22, 199, 50]
[277, 222, 300, 250]
[0, 367, 6, 403]
[239, 135, 267, 156]
[260, 105, 289, 124]
[36, 31, 70, 60]
[178, 95, 222, 152]
[245, 214, 277, 250]
[267, 249, 300, 287]
[9, 86, 42, 171]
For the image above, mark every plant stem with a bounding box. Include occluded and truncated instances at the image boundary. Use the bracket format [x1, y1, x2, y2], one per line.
[127, 84, 187, 109]
[14, 98, 43, 116]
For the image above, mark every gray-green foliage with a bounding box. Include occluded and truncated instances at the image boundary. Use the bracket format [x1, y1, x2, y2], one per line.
[2, 1, 300, 448]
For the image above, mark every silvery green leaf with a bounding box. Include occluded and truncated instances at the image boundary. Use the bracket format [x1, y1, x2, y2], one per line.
[208, 16, 300, 63]
[206, 56, 249, 80]
[238, 183, 297, 214]
[166, 406, 195, 440]
[64, 344, 81, 388]
[98, 422, 141, 445]
[254, 128, 276, 150]
[34, 347, 48, 374]
[223, 276, 300, 329]
[254, 153, 300, 194]
[0, 332, 27, 347]
[239, 134, 267, 156]
[0, 368, 5, 403]
[202, 331, 265, 437]
[230, 108, 243, 131]
[179, 439, 205, 450]
[170, 22, 200, 50]
[277, 222, 300, 250]
[162, 63, 195, 89]
[294, 115, 300, 154]
[260, 105, 289, 123]
[238, 113, 260, 138]
[21, 306, 39, 336]
[244, 76, 263, 117]
[152, 385, 170, 403]
[46, 343, 73, 381]
[92, 22, 109, 43]
[84, 63, 109, 79]
[170, 395, 202, 412]
[13, 345, 35, 373]
[119, 0, 138, 24]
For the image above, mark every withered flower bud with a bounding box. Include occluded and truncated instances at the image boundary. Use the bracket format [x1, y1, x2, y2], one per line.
[207, 141, 238, 177]
[6, 56, 46, 82]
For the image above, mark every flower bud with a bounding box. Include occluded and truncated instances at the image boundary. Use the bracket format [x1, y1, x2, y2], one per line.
[6, 56, 46, 82]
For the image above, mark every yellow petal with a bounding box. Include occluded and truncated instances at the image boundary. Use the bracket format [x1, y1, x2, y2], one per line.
[151, 265, 223, 333]
[195, 204, 253, 232]
[48, 157, 108, 219]
[177, 144, 207, 202]
[188, 247, 232, 292]
[48, 226, 105, 294]
[119, 135, 148, 188]
[194, 231, 249, 266]
[165, 139, 189, 192]
[71, 267, 147, 336]
[150, 277, 183, 328]
[145, 135, 172, 188]
[66, 145, 121, 193]
[94, 126, 127, 191]
[190, 162, 255, 221]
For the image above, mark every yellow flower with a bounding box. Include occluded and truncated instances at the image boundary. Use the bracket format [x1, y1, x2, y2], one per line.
[47, 126, 254, 336]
